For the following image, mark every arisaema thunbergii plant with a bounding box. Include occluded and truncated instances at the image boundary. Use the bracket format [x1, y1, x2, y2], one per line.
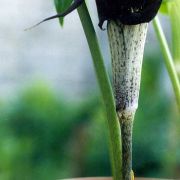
[27, 0, 180, 180]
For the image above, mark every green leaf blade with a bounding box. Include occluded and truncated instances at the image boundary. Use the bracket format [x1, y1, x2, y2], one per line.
[54, 0, 73, 26]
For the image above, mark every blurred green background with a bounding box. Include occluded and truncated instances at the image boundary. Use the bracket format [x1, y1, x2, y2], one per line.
[0, 52, 179, 180]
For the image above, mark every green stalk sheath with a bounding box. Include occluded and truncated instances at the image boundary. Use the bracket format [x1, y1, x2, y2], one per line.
[77, 3, 122, 180]
[153, 17, 180, 111]
[107, 21, 148, 180]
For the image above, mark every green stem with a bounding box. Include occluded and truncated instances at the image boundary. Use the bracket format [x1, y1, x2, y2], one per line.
[153, 16, 180, 111]
[77, 2, 122, 180]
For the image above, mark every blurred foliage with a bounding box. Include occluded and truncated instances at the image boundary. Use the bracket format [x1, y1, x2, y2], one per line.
[0, 53, 179, 179]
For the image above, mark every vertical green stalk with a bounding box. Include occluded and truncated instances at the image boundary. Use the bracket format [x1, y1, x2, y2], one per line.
[77, 3, 122, 180]
[153, 17, 180, 111]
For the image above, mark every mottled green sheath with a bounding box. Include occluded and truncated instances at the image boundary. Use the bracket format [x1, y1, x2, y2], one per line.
[107, 21, 148, 180]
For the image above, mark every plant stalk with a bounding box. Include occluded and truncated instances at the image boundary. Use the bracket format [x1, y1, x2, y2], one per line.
[153, 17, 180, 111]
[77, 3, 122, 180]
[107, 21, 148, 180]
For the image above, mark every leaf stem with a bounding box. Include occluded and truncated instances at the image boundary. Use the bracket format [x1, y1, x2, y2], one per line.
[77, 2, 122, 180]
[153, 16, 180, 111]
